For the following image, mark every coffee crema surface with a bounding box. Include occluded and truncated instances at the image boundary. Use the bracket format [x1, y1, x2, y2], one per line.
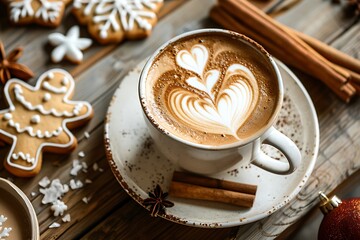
[144, 32, 279, 146]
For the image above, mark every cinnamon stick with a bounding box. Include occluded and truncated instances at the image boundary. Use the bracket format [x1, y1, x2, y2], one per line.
[218, 0, 347, 82]
[246, 0, 360, 93]
[265, 9, 359, 88]
[213, 0, 357, 101]
[173, 171, 257, 195]
[210, 6, 356, 101]
[290, 28, 360, 75]
[169, 181, 255, 208]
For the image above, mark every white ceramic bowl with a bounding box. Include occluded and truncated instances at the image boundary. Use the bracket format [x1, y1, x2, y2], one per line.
[0, 178, 39, 240]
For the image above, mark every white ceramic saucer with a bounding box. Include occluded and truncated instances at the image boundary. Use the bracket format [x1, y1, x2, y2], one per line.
[104, 60, 319, 228]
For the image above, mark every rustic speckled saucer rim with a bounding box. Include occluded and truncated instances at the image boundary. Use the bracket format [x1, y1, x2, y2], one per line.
[104, 59, 319, 228]
[0, 178, 40, 239]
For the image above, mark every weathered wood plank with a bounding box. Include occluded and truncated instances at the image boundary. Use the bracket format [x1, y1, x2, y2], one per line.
[275, 0, 358, 43]
[81, 200, 237, 240]
[0, 0, 359, 239]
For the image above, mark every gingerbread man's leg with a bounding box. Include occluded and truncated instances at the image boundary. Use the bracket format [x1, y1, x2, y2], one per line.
[4, 134, 43, 177]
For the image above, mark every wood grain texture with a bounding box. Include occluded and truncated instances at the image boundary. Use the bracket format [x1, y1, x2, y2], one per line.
[0, 0, 359, 239]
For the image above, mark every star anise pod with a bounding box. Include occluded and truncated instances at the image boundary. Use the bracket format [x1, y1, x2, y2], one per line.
[143, 184, 174, 217]
[0, 42, 34, 85]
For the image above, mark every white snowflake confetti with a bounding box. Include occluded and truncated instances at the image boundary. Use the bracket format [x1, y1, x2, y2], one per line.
[51, 200, 68, 217]
[48, 26, 92, 63]
[39, 179, 69, 204]
[82, 162, 88, 171]
[49, 222, 61, 229]
[62, 214, 71, 223]
[84, 131, 90, 139]
[39, 176, 51, 188]
[69, 179, 84, 190]
[72, 0, 163, 43]
[70, 159, 83, 176]
[78, 151, 85, 158]
[82, 197, 90, 204]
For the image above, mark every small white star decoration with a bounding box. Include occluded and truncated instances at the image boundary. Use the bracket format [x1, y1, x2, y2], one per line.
[48, 26, 92, 64]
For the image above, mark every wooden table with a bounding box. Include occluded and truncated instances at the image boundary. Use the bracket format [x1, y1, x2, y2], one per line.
[0, 0, 359, 239]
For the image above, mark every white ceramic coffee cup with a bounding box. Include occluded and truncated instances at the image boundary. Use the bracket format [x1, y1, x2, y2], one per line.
[139, 29, 301, 175]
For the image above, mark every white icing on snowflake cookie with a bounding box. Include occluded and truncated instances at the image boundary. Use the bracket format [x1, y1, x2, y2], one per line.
[48, 26, 92, 64]
[72, 0, 163, 44]
[0, 69, 93, 177]
[7, 0, 70, 27]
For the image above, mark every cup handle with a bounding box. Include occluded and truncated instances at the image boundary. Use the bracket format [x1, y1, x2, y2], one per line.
[251, 127, 301, 174]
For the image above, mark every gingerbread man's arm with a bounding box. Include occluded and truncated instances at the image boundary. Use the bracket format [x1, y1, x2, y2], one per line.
[65, 102, 93, 129]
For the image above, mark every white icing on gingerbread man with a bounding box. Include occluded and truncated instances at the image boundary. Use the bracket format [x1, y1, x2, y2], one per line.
[0, 69, 93, 177]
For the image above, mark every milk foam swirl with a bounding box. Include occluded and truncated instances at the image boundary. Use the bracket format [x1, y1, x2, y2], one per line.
[169, 44, 258, 138]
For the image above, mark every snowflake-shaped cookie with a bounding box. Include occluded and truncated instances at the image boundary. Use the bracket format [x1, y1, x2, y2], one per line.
[7, 0, 70, 27]
[0, 69, 93, 177]
[72, 0, 164, 44]
[48, 26, 92, 64]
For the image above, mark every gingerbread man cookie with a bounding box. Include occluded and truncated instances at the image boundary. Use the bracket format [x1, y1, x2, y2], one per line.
[72, 0, 163, 44]
[7, 0, 71, 27]
[0, 69, 93, 177]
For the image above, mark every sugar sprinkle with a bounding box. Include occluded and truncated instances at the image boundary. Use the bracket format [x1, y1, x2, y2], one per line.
[82, 197, 90, 204]
[69, 179, 84, 190]
[40, 179, 69, 204]
[78, 151, 85, 158]
[70, 160, 83, 176]
[84, 131, 90, 139]
[49, 222, 61, 229]
[39, 176, 50, 188]
[62, 214, 71, 223]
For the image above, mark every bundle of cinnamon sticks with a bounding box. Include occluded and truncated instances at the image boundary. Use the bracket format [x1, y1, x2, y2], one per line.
[169, 171, 257, 207]
[210, 0, 360, 103]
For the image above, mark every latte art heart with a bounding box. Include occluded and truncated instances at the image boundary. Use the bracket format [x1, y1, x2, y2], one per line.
[168, 63, 257, 138]
[176, 44, 208, 76]
[165, 44, 259, 138]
